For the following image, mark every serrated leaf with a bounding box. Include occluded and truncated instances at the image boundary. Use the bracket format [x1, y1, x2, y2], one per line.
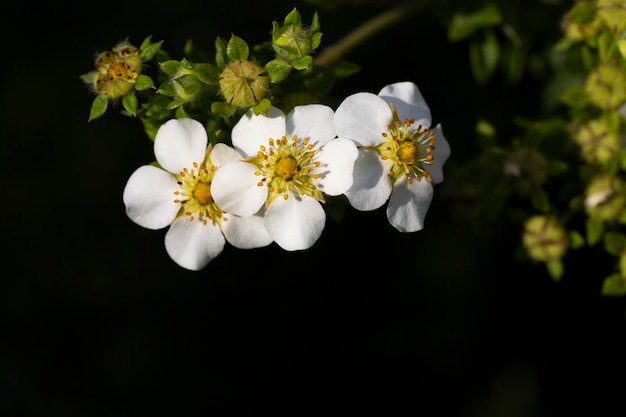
[601, 273, 626, 296]
[226, 35, 249, 61]
[88, 95, 108, 122]
[135, 74, 155, 91]
[122, 93, 138, 116]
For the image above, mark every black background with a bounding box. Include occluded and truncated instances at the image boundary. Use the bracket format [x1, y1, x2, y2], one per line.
[1, 0, 625, 415]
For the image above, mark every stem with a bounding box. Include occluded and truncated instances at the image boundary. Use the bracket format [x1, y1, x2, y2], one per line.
[314, 0, 430, 68]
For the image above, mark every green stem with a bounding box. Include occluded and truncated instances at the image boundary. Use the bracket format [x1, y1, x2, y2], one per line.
[314, 0, 431, 68]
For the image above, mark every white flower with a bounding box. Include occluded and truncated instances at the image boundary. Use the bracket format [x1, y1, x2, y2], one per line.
[334, 81, 451, 232]
[211, 104, 358, 251]
[122, 118, 272, 270]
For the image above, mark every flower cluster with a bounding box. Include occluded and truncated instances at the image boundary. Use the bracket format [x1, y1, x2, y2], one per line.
[122, 81, 450, 270]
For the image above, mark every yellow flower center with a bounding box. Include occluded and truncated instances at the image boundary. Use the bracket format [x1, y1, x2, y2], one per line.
[374, 106, 436, 184]
[172, 146, 223, 225]
[248, 135, 322, 204]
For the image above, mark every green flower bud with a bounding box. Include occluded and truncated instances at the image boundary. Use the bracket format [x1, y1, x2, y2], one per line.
[585, 62, 626, 111]
[562, 0, 601, 41]
[584, 174, 626, 221]
[219, 60, 270, 108]
[271, 8, 320, 68]
[92, 41, 142, 99]
[574, 118, 619, 164]
[523, 215, 568, 262]
[597, 0, 626, 33]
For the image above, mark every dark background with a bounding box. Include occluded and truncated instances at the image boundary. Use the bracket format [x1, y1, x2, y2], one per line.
[2, 0, 626, 415]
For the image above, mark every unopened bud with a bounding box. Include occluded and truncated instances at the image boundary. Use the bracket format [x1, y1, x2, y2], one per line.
[219, 60, 270, 108]
[523, 215, 568, 262]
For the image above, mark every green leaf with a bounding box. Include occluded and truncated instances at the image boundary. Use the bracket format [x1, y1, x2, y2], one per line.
[193, 63, 220, 84]
[176, 74, 201, 96]
[156, 80, 177, 97]
[448, 4, 502, 42]
[469, 29, 500, 84]
[160, 60, 182, 77]
[226, 35, 249, 61]
[211, 101, 237, 117]
[167, 97, 187, 110]
[293, 55, 313, 71]
[531, 189, 551, 213]
[601, 273, 626, 296]
[559, 85, 591, 108]
[135, 74, 155, 91]
[215, 37, 228, 68]
[88, 95, 108, 122]
[586, 217, 604, 246]
[546, 259, 564, 282]
[567, 1, 597, 24]
[140, 36, 163, 61]
[569, 230, 585, 249]
[265, 59, 292, 83]
[122, 93, 138, 116]
[604, 231, 626, 256]
[175, 105, 189, 119]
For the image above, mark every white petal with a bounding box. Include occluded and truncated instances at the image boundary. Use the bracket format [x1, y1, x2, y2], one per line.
[344, 149, 392, 211]
[211, 161, 267, 216]
[154, 118, 208, 173]
[231, 106, 286, 157]
[286, 104, 336, 147]
[378, 81, 431, 128]
[122, 165, 180, 230]
[164, 217, 225, 271]
[334, 92, 393, 146]
[221, 211, 273, 249]
[210, 143, 243, 167]
[386, 177, 434, 233]
[429, 124, 451, 184]
[314, 138, 358, 196]
[264, 193, 325, 251]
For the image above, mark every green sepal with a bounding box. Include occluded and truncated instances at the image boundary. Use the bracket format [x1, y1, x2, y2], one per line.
[135, 74, 155, 91]
[283, 8, 302, 26]
[569, 230, 585, 249]
[252, 98, 271, 115]
[193, 63, 220, 84]
[88, 94, 108, 122]
[122, 93, 138, 116]
[265, 59, 292, 83]
[226, 35, 249, 61]
[140, 35, 163, 61]
[546, 259, 564, 282]
[293, 55, 313, 71]
[212, 101, 237, 117]
[167, 97, 188, 110]
[601, 273, 626, 297]
[80, 71, 95, 85]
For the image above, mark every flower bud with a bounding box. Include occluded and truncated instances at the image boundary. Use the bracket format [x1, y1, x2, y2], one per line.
[92, 41, 142, 99]
[523, 215, 568, 262]
[218, 60, 270, 108]
[574, 118, 619, 164]
[585, 62, 626, 111]
[584, 174, 626, 221]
